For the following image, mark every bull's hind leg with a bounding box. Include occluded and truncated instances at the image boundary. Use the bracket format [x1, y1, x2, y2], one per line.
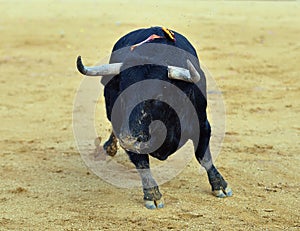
[126, 151, 164, 209]
[194, 120, 232, 197]
[103, 132, 118, 156]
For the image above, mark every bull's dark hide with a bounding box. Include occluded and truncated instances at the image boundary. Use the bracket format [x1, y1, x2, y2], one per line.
[103, 27, 207, 160]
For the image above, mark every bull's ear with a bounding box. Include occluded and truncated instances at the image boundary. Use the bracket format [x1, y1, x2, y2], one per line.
[76, 56, 122, 77]
[167, 60, 201, 83]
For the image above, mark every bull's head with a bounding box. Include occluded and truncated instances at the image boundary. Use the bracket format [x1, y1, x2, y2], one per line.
[76, 56, 200, 153]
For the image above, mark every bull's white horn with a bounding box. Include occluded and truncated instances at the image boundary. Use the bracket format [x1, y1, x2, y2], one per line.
[187, 60, 201, 83]
[168, 60, 201, 83]
[77, 56, 122, 76]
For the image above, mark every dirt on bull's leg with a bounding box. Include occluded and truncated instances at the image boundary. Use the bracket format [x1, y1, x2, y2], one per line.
[143, 186, 162, 201]
[103, 132, 118, 156]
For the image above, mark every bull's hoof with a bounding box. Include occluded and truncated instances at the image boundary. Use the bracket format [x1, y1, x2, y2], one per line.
[104, 144, 118, 156]
[103, 133, 118, 157]
[144, 198, 164, 209]
[207, 165, 232, 198]
[212, 186, 233, 198]
[143, 186, 164, 209]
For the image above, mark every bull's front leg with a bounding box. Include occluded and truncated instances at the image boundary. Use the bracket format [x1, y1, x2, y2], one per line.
[126, 151, 164, 209]
[195, 120, 233, 197]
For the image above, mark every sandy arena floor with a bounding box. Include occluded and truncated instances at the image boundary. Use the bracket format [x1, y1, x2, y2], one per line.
[0, 1, 299, 230]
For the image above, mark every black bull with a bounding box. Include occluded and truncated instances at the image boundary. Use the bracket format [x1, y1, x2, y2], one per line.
[77, 27, 232, 209]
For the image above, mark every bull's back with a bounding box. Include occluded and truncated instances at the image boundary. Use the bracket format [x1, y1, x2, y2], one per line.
[111, 26, 198, 58]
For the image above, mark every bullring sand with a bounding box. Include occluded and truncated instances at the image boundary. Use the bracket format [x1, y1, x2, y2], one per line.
[0, 1, 299, 230]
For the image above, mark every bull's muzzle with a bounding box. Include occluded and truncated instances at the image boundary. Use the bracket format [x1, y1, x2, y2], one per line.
[118, 132, 149, 154]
